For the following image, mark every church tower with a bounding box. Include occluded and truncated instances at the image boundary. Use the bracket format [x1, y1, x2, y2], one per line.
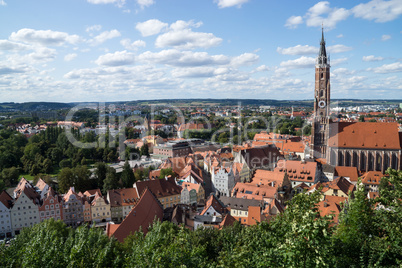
[311, 28, 330, 160]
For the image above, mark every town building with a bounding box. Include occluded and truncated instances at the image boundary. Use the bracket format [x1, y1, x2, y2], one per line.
[62, 187, 84, 227]
[11, 178, 41, 235]
[39, 187, 63, 222]
[0, 191, 13, 238]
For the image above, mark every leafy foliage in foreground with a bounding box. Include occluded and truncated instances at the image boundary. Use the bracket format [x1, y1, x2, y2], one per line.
[1, 169, 401, 268]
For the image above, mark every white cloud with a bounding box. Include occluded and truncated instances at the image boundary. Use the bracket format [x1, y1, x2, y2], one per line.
[89, 30, 121, 46]
[171, 67, 219, 78]
[136, 19, 168, 37]
[285, 16, 304, 29]
[87, 0, 126, 7]
[95, 50, 135, 66]
[120, 38, 146, 50]
[0, 0, 6, 6]
[136, 0, 154, 9]
[352, 0, 402, 23]
[254, 65, 270, 72]
[155, 28, 222, 49]
[138, 49, 230, 67]
[368, 62, 402, 73]
[306, 1, 351, 29]
[214, 0, 250, 8]
[0, 40, 29, 50]
[381, 34, 391, 41]
[327, 44, 353, 53]
[10, 28, 80, 46]
[230, 53, 259, 66]
[277, 45, 317, 55]
[280, 56, 316, 69]
[0, 65, 31, 75]
[86, 25, 102, 33]
[337, 34, 344, 38]
[362, 55, 384, 62]
[64, 53, 77, 62]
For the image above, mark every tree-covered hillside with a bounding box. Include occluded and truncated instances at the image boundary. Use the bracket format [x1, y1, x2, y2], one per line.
[1, 169, 401, 268]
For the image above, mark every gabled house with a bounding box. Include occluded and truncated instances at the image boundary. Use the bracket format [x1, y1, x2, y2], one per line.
[199, 194, 226, 218]
[39, 187, 63, 222]
[106, 188, 163, 243]
[11, 178, 41, 234]
[234, 145, 281, 173]
[62, 187, 84, 227]
[134, 176, 182, 209]
[308, 177, 355, 198]
[219, 196, 265, 226]
[181, 182, 205, 205]
[231, 182, 277, 203]
[275, 159, 319, 187]
[107, 188, 139, 223]
[0, 191, 13, 238]
[35, 178, 50, 199]
[212, 165, 235, 197]
[90, 192, 111, 223]
[360, 171, 385, 193]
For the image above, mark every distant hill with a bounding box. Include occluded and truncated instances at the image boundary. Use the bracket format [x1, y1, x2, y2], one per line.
[0, 102, 73, 111]
[1, 99, 401, 111]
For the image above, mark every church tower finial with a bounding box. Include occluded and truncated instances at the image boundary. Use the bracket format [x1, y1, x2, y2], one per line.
[318, 26, 328, 66]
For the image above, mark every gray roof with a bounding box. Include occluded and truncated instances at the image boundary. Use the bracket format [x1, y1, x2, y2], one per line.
[219, 196, 263, 211]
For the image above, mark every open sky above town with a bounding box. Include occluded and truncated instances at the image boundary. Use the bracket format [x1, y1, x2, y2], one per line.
[0, 0, 401, 102]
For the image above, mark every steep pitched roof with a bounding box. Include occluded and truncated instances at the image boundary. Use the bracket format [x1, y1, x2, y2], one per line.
[63, 187, 82, 203]
[200, 195, 226, 215]
[309, 177, 355, 196]
[220, 196, 263, 211]
[317, 195, 347, 223]
[14, 177, 40, 202]
[232, 182, 277, 200]
[108, 188, 139, 207]
[135, 177, 182, 199]
[275, 160, 317, 183]
[328, 122, 401, 149]
[281, 141, 306, 154]
[252, 169, 287, 187]
[219, 214, 237, 228]
[35, 178, 48, 191]
[335, 166, 359, 182]
[0, 190, 13, 209]
[361, 171, 385, 185]
[107, 188, 163, 242]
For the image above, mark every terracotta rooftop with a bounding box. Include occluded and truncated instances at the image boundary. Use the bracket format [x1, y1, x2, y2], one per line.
[317, 195, 347, 223]
[361, 171, 385, 185]
[0, 190, 13, 209]
[200, 195, 226, 216]
[309, 177, 355, 196]
[275, 160, 317, 183]
[252, 169, 287, 187]
[219, 214, 237, 228]
[135, 176, 182, 199]
[328, 122, 401, 149]
[35, 178, 48, 191]
[232, 182, 277, 201]
[335, 166, 359, 182]
[14, 177, 40, 202]
[107, 188, 139, 207]
[107, 188, 163, 243]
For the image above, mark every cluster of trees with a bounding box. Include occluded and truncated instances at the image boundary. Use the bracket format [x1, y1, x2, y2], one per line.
[1, 169, 400, 267]
[57, 161, 138, 195]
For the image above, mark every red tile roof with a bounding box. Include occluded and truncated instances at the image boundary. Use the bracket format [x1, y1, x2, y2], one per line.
[361, 171, 385, 185]
[309, 177, 355, 196]
[108, 188, 139, 207]
[275, 160, 317, 183]
[335, 166, 359, 182]
[328, 122, 401, 149]
[200, 195, 226, 216]
[135, 177, 182, 199]
[107, 189, 163, 242]
[0, 191, 13, 209]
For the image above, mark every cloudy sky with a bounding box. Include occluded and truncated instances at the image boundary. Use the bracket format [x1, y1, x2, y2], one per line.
[0, 0, 401, 102]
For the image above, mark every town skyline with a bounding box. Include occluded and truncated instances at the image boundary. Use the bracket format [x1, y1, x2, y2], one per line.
[1, 0, 401, 102]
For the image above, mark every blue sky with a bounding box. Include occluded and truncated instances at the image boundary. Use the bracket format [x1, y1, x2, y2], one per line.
[0, 0, 401, 102]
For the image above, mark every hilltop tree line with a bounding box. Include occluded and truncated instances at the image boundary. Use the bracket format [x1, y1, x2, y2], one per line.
[0, 169, 401, 267]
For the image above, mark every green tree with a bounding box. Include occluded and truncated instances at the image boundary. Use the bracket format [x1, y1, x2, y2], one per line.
[1, 167, 20, 187]
[94, 162, 107, 190]
[103, 167, 119, 194]
[140, 144, 149, 157]
[121, 161, 135, 188]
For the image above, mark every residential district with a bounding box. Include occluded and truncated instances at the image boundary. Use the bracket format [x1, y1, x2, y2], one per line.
[0, 30, 401, 243]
